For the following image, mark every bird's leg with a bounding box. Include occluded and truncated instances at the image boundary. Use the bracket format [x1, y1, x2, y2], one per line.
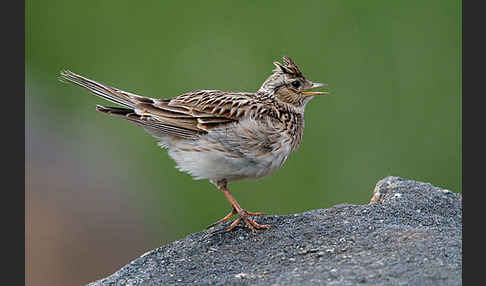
[221, 186, 271, 233]
[208, 179, 271, 233]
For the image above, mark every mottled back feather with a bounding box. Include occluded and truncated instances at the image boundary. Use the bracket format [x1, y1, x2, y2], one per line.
[60, 56, 325, 152]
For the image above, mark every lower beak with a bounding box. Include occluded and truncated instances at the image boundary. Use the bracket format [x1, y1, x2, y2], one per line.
[301, 82, 328, 96]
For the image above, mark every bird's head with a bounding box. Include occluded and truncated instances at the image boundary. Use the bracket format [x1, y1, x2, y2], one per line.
[258, 56, 328, 110]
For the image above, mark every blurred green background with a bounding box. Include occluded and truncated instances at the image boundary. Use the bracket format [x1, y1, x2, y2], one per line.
[26, 0, 461, 285]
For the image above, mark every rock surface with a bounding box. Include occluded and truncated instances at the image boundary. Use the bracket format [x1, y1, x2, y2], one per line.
[87, 176, 462, 286]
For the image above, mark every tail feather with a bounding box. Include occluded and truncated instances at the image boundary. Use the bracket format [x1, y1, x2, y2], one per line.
[59, 70, 150, 108]
[95, 105, 135, 116]
[60, 70, 202, 140]
[96, 105, 200, 139]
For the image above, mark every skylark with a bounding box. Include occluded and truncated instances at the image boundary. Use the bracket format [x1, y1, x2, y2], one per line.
[60, 56, 328, 233]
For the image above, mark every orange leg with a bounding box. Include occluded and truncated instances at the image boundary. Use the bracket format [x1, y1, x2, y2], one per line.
[208, 180, 271, 233]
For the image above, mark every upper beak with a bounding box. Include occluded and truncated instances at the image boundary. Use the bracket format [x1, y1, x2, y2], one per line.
[301, 82, 328, 96]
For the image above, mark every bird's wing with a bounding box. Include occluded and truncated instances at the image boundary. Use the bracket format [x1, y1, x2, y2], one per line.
[60, 70, 262, 139]
[147, 90, 263, 132]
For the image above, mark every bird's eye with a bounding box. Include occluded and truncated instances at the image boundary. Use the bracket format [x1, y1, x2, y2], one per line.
[291, 81, 301, 89]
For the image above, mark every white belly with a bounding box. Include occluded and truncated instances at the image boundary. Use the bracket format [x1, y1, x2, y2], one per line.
[168, 142, 291, 181]
[165, 118, 293, 182]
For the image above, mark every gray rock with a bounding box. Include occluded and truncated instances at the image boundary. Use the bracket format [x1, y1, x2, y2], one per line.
[87, 176, 462, 286]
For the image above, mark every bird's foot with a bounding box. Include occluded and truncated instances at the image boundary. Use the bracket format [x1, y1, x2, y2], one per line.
[228, 210, 271, 233]
[207, 208, 270, 233]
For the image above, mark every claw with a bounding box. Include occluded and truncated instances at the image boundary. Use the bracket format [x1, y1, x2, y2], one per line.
[210, 179, 272, 233]
[241, 212, 271, 232]
[244, 210, 266, 216]
[208, 209, 270, 232]
[227, 217, 242, 232]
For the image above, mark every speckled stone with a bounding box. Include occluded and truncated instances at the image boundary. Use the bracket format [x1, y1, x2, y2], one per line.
[87, 176, 462, 286]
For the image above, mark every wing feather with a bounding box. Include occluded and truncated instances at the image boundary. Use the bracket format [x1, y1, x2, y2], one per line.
[61, 70, 265, 139]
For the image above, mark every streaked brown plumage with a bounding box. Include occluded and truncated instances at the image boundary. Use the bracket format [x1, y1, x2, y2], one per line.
[60, 56, 328, 233]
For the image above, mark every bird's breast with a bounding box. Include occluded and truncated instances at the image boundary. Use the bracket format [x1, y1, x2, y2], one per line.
[167, 117, 295, 182]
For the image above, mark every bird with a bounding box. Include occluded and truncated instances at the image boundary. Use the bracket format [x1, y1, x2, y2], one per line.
[60, 56, 328, 233]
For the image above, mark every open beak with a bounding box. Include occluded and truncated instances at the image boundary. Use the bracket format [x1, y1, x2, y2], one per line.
[300, 82, 328, 96]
